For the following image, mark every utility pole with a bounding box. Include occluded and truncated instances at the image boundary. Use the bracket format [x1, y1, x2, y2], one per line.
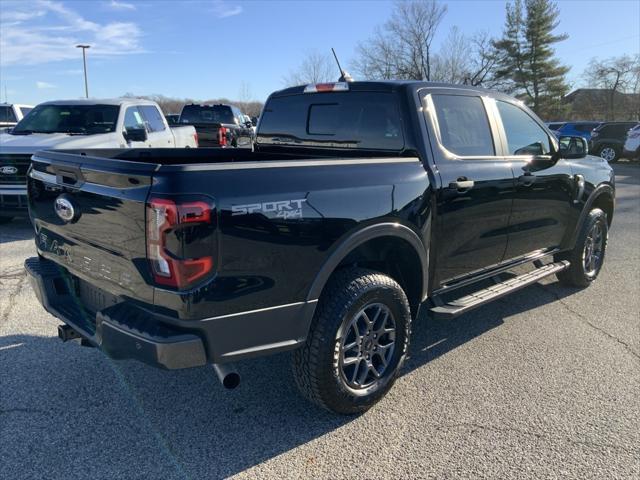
[76, 44, 90, 98]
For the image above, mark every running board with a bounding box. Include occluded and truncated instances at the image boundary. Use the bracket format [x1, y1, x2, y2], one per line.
[429, 261, 570, 320]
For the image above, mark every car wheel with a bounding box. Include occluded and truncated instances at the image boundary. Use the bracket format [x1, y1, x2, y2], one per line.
[556, 208, 608, 288]
[292, 267, 412, 415]
[599, 145, 619, 163]
[0, 216, 14, 224]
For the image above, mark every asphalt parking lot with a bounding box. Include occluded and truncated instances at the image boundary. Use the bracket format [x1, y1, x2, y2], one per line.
[1, 164, 638, 479]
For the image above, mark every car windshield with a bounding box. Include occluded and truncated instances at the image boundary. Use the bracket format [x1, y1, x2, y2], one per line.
[11, 104, 120, 134]
[180, 105, 234, 124]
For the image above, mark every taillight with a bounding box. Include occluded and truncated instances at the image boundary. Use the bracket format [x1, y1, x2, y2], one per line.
[193, 131, 199, 146]
[218, 126, 227, 147]
[146, 198, 214, 289]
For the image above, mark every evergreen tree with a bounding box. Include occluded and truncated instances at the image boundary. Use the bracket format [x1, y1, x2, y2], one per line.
[494, 0, 569, 118]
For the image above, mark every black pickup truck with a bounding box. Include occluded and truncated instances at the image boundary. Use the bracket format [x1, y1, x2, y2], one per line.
[25, 81, 615, 414]
[178, 103, 254, 148]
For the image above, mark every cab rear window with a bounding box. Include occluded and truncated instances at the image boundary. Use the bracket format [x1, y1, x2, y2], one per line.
[257, 92, 404, 151]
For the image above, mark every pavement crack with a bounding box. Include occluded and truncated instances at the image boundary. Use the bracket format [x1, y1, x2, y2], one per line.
[536, 284, 640, 362]
[434, 421, 635, 454]
[0, 271, 27, 325]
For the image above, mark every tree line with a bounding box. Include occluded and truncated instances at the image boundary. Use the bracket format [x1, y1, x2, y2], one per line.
[285, 0, 640, 121]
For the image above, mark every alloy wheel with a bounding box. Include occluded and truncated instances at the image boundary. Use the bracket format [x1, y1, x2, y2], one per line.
[583, 221, 604, 276]
[339, 303, 396, 390]
[599, 147, 616, 162]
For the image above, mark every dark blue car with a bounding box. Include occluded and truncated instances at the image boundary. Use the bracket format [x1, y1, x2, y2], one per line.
[550, 121, 602, 140]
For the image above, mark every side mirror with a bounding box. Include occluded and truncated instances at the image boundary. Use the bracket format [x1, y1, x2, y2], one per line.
[244, 121, 253, 128]
[558, 135, 588, 159]
[124, 127, 148, 143]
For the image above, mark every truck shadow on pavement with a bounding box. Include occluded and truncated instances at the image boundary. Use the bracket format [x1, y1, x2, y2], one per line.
[0, 279, 578, 479]
[0, 218, 33, 244]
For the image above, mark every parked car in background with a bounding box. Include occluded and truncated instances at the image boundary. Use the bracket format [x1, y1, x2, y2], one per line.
[554, 121, 602, 140]
[179, 103, 253, 147]
[243, 114, 257, 137]
[623, 124, 640, 160]
[165, 113, 180, 125]
[589, 121, 639, 163]
[0, 98, 197, 222]
[25, 81, 615, 414]
[545, 122, 566, 135]
[0, 103, 34, 128]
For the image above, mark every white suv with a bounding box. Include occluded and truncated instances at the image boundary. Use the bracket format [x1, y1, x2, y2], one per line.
[623, 124, 640, 160]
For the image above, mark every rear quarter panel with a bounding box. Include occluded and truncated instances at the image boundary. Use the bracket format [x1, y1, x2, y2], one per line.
[152, 158, 432, 319]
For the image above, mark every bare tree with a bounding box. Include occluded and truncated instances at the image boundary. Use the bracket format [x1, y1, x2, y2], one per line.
[430, 28, 501, 88]
[432, 26, 470, 83]
[584, 55, 640, 120]
[353, 0, 447, 81]
[465, 31, 502, 88]
[283, 51, 337, 86]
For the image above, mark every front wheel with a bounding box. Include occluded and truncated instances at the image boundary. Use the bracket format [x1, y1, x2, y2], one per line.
[292, 268, 412, 415]
[556, 208, 608, 288]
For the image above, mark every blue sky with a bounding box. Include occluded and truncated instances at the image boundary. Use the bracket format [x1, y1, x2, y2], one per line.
[1, 0, 639, 105]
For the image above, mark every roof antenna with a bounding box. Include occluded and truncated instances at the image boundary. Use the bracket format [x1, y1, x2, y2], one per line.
[331, 48, 353, 83]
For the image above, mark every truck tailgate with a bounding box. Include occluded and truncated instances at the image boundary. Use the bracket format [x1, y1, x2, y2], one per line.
[28, 151, 157, 303]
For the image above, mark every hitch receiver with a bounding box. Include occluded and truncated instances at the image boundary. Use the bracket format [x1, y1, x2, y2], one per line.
[57, 324, 82, 342]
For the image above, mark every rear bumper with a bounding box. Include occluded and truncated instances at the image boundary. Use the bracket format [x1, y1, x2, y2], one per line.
[25, 256, 207, 370]
[0, 186, 28, 217]
[25, 256, 317, 369]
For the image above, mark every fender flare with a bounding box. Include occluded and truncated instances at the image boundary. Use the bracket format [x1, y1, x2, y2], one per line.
[306, 222, 429, 303]
[565, 184, 615, 249]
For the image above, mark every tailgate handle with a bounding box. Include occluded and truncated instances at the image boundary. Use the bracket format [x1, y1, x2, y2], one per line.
[55, 168, 80, 186]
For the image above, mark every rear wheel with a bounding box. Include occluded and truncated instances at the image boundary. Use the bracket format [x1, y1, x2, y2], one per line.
[292, 268, 411, 415]
[556, 208, 608, 288]
[599, 145, 620, 163]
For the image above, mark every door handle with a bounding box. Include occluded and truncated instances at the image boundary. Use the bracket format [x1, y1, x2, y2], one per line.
[449, 178, 475, 191]
[518, 173, 536, 187]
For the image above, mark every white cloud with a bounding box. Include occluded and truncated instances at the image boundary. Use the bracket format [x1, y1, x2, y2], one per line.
[36, 81, 56, 89]
[0, 0, 144, 67]
[212, 0, 242, 18]
[107, 1, 136, 11]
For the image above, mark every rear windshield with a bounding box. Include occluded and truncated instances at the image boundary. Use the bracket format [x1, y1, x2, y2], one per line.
[0, 106, 17, 123]
[180, 105, 234, 124]
[12, 104, 119, 134]
[257, 92, 404, 151]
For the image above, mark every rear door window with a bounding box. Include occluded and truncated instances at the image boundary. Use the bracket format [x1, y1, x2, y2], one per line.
[430, 94, 495, 156]
[258, 92, 404, 151]
[496, 101, 550, 156]
[139, 105, 166, 132]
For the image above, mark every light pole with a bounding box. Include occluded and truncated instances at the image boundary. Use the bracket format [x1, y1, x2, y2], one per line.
[76, 44, 90, 98]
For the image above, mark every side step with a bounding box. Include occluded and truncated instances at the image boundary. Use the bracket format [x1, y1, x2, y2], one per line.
[430, 261, 569, 320]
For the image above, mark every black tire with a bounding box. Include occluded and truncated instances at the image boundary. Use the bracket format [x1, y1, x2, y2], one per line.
[292, 268, 412, 415]
[0, 216, 14, 224]
[556, 208, 608, 288]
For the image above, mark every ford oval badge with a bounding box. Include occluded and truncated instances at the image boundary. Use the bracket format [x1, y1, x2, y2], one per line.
[54, 196, 76, 223]
[0, 166, 18, 175]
